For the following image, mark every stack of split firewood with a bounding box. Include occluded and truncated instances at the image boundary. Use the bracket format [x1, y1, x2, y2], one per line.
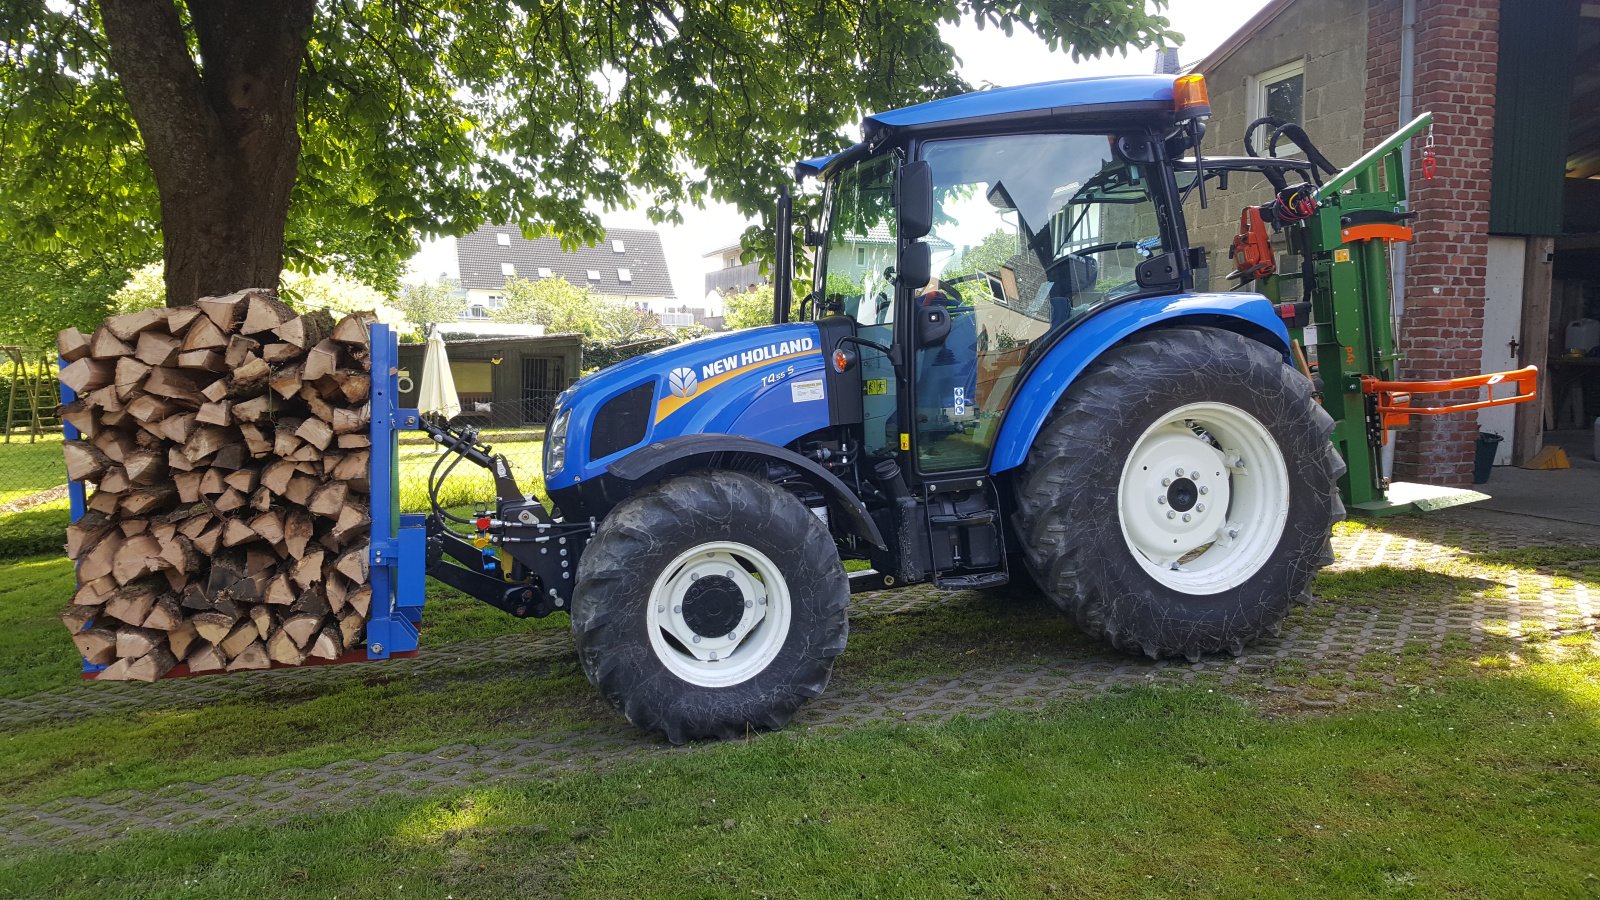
[56, 290, 378, 681]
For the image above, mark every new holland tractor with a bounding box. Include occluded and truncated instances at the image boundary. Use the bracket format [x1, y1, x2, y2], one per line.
[418, 72, 1520, 743]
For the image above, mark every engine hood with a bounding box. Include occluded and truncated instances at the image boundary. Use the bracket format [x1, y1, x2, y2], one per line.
[544, 323, 831, 490]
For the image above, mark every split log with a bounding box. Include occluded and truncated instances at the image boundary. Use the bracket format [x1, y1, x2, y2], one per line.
[240, 291, 296, 335]
[134, 331, 181, 367]
[332, 312, 375, 345]
[307, 480, 347, 518]
[196, 294, 244, 332]
[115, 626, 163, 659]
[309, 627, 343, 660]
[60, 358, 115, 394]
[73, 628, 118, 665]
[58, 326, 92, 362]
[187, 643, 227, 672]
[63, 441, 112, 482]
[177, 348, 227, 372]
[104, 308, 164, 342]
[180, 315, 229, 352]
[226, 641, 271, 671]
[266, 627, 307, 666]
[224, 334, 261, 370]
[89, 327, 135, 359]
[168, 621, 202, 659]
[125, 647, 179, 682]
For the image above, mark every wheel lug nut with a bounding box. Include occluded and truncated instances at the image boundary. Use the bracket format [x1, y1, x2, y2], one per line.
[657, 604, 665, 613]
[727, 632, 737, 640]
[1157, 496, 1167, 505]
[1175, 467, 1185, 477]
[673, 605, 681, 614]
[745, 600, 753, 608]
[1167, 511, 1176, 520]
[1197, 503, 1206, 512]
[1190, 470, 1199, 479]
[1199, 486, 1208, 495]
[1161, 477, 1171, 487]
[692, 635, 701, 643]
[1182, 513, 1192, 522]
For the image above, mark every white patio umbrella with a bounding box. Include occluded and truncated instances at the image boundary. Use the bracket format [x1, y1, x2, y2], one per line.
[418, 327, 461, 423]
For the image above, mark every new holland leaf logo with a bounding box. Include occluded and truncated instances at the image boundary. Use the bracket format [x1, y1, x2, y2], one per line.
[667, 367, 699, 398]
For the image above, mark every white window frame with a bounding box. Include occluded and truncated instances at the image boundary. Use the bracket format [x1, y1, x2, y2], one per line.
[500, 262, 516, 277]
[1248, 60, 1307, 155]
[611, 239, 626, 253]
[587, 269, 602, 281]
[496, 233, 511, 246]
[617, 267, 633, 282]
[537, 267, 552, 278]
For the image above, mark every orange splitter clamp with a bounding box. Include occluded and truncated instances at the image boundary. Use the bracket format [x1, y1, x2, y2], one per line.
[1360, 366, 1539, 437]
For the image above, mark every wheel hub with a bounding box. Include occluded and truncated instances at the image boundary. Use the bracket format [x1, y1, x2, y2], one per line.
[681, 575, 745, 638]
[646, 543, 791, 688]
[1115, 402, 1291, 594]
[1166, 477, 1199, 512]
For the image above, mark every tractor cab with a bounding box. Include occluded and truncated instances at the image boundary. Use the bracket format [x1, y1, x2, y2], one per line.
[789, 75, 1214, 485]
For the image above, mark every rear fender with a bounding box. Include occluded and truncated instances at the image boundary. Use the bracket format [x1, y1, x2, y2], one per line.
[989, 292, 1291, 474]
[602, 435, 886, 549]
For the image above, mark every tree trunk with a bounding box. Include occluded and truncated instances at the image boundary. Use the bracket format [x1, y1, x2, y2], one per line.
[99, 0, 316, 306]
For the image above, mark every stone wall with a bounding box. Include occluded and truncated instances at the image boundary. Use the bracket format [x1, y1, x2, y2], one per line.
[1188, 0, 1370, 283]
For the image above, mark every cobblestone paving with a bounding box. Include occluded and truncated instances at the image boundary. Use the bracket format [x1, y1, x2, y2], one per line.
[2, 508, 1596, 851]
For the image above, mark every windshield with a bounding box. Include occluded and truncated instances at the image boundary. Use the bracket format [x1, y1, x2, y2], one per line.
[922, 132, 1168, 344]
[815, 154, 899, 327]
[910, 132, 1170, 473]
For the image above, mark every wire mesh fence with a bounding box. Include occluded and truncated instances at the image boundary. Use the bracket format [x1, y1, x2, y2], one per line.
[0, 351, 68, 517]
[396, 390, 555, 513]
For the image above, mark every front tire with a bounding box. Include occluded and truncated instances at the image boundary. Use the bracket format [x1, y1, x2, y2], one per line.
[571, 471, 848, 743]
[1014, 326, 1344, 661]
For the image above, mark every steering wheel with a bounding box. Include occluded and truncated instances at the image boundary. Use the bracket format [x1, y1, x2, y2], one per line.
[1047, 236, 1160, 299]
[931, 271, 1002, 303]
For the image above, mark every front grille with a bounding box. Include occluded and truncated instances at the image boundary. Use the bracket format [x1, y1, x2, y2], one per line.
[588, 383, 654, 461]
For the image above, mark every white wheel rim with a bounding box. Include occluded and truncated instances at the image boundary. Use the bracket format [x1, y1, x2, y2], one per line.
[1116, 401, 1290, 595]
[645, 541, 792, 688]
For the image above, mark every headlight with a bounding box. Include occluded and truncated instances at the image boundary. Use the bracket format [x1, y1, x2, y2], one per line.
[545, 408, 572, 474]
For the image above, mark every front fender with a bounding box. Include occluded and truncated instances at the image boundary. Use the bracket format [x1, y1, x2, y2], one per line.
[607, 434, 885, 549]
[989, 292, 1291, 474]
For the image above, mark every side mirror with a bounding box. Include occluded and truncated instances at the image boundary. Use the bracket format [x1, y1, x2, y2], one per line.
[896, 241, 931, 288]
[916, 304, 951, 347]
[899, 160, 933, 240]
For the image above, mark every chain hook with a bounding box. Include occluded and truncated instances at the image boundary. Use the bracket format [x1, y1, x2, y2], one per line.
[1420, 125, 1437, 180]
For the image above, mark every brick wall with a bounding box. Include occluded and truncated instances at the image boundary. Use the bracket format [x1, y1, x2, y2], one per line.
[1367, 0, 1500, 485]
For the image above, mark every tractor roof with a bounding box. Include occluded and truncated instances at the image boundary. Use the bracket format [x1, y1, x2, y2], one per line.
[797, 73, 1179, 178]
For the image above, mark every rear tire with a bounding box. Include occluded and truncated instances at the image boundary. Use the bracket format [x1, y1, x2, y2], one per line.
[1014, 326, 1343, 661]
[571, 471, 848, 743]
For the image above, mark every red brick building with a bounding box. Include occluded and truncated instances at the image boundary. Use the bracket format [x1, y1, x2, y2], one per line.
[1190, 0, 1599, 484]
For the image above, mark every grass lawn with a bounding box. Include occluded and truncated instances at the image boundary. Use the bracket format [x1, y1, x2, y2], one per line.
[0, 517, 1595, 896]
[1, 661, 1595, 898]
[396, 438, 543, 512]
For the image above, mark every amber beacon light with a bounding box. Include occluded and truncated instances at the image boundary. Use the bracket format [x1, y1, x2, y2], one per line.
[1174, 73, 1210, 118]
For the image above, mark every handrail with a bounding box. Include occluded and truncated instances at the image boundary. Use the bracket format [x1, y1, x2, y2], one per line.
[1317, 111, 1434, 197]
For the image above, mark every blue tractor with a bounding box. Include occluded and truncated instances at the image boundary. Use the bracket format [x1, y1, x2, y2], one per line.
[421, 73, 1343, 742]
